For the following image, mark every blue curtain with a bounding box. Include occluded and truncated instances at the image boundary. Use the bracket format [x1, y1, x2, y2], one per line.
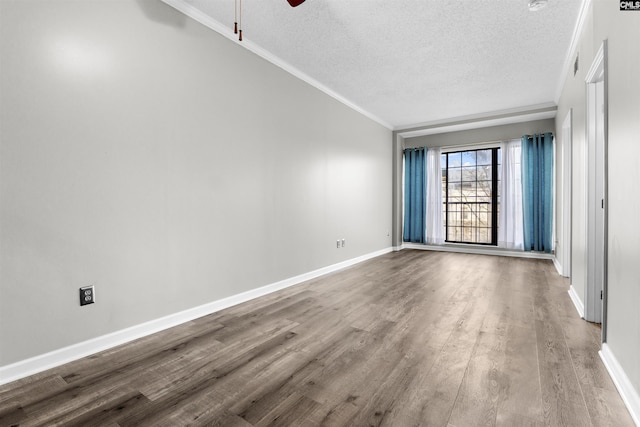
[403, 147, 426, 243]
[521, 133, 554, 252]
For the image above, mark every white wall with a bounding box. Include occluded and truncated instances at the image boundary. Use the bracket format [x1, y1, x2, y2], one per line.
[557, 9, 595, 309]
[556, 0, 640, 407]
[0, 0, 392, 367]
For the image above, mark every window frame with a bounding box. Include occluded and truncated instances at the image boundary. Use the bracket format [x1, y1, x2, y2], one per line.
[442, 145, 500, 246]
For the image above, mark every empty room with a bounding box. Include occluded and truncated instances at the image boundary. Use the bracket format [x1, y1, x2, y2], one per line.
[1, 0, 639, 425]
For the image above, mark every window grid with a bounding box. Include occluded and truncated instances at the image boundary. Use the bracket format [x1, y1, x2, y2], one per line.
[442, 148, 500, 245]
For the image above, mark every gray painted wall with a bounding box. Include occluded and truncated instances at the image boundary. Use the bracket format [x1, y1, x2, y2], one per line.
[403, 119, 555, 149]
[556, 0, 640, 399]
[558, 8, 595, 310]
[0, 0, 392, 366]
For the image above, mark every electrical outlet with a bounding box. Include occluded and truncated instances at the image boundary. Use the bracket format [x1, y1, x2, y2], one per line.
[341, 239, 345, 247]
[80, 285, 95, 306]
[336, 240, 340, 248]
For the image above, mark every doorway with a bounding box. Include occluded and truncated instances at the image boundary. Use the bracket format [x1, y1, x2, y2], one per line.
[584, 41, 608, 339]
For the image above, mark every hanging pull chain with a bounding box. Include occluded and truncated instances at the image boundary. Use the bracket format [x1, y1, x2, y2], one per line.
[238, 0, 243, 41]
[234, 0, 238, 34]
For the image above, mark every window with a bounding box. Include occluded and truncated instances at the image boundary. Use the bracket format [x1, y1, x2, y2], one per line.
[441, 148, 501, 245]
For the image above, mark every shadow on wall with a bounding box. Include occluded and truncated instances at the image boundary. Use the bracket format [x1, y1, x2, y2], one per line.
[136, 0, 188, 29]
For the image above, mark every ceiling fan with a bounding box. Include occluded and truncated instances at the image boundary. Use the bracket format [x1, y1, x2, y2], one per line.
[235, 0, 306, 41]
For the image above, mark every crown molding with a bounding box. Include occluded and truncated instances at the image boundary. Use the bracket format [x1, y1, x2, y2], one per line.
[160, 0, 393, 130]
[395, 103, 557, 138]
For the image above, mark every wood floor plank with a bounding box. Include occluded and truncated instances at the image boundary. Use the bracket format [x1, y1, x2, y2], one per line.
[253, 392, 322, 427]
[388, 338, 477, 426]
[0, 250, 634, 426]
[0, 374, 67, 409]
[346, 356, 416, 426]
[495, 411, 545, 427]
[61, 319, 219, 384]
[0, 403, 26, 426]
[538, 360, 593, 427]
[196, 409, 254, 427]
[495, 325, 544, 422]
[122, 330, 301, 425]
[19, 381, 138, 427]
[448, 334, 505, 427]
[41, 391, 151, 427]
[581, 384, 637, 427]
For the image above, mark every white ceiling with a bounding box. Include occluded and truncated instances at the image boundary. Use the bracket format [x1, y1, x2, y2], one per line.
[165, 0, 584, 130]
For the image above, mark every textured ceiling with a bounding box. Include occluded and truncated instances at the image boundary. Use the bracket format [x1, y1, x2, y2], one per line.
[171, 0, 583, 129]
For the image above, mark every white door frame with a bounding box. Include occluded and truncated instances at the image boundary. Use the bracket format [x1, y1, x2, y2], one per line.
[584, 41, 608, 338]
[561, 110, 572, 278]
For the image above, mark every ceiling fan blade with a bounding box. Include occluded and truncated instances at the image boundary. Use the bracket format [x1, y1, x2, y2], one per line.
[286, 0, 305, 7]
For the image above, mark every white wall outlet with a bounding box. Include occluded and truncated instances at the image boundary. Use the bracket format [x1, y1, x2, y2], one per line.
[341, 239, 345, 247]
[336, 240, 340, 248]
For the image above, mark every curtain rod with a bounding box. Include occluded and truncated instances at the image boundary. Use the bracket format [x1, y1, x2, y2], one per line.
[523, 132, 554, 137]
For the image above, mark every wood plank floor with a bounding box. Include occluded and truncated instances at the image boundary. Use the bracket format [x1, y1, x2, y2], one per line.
[0, 250, 634, 426]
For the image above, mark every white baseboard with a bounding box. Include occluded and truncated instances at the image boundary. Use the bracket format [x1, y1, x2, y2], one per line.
[568, 285, 585, 318]
[0, 247, 393, 386]
[600, 344, 640, 426]
[553, 257, 563, 276]
[403, 242, 555, 260]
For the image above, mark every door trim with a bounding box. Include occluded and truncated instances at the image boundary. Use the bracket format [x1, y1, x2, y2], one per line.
[561, 109, 573, 278]
[584, 40, 608, 340]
